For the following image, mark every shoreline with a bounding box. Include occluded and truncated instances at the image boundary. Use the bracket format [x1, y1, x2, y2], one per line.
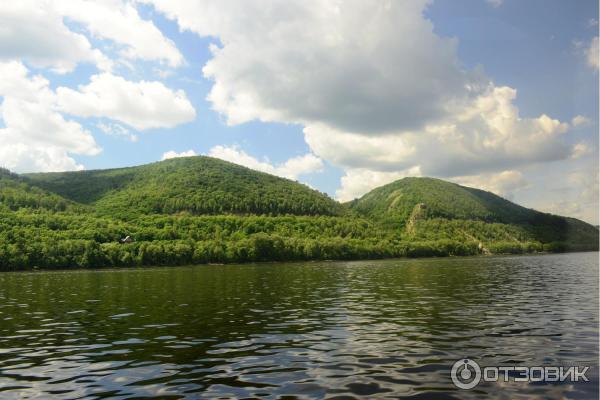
[4, 250, 597, 273]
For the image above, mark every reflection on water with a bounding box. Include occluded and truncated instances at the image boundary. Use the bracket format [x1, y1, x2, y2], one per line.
[0, 252, 597, 399]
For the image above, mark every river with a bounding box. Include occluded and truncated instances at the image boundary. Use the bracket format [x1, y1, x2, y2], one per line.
[0, 252, 597, 399]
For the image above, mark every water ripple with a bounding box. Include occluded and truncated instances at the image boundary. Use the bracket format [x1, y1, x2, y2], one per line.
[0, 253, 597, 399]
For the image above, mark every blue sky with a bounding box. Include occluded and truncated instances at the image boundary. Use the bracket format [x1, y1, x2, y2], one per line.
[0, 0, 598, 223]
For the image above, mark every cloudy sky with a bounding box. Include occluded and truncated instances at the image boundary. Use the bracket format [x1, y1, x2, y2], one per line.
[0, 0, 598, 223]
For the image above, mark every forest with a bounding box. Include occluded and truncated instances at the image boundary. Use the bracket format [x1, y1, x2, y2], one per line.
[0, 157, 597, 270]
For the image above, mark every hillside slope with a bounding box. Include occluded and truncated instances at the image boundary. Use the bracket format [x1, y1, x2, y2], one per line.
[0, 168, 81, 212]
[25, 156, 344, 218]
[351, 177, 539, 223]
[350, 177, 598, 250]
[1, 168, 596, 270]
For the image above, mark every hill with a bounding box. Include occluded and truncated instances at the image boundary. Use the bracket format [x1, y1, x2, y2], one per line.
[0, 168, 80, 212]
[350, 177, 532, 223]
[350, 177, 598, 251]
[0, 165, 597, 270]
[24, 156, 344, 218]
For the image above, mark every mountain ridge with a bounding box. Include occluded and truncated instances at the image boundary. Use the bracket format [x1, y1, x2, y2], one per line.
[349, 176, 597, 251]
[0, 155, 597, 269]
[24, 156, 344, 218]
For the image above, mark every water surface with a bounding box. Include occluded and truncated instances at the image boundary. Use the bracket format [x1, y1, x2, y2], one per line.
[0, 253, 597, 399]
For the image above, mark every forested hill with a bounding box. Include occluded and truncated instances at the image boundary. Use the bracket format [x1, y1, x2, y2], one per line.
[24, 156, 344, 218]
[0, 168, 80, 212]
[1, 162, 597, 270]
[351, 177, 557, 223]
[350, 177, 598, 250]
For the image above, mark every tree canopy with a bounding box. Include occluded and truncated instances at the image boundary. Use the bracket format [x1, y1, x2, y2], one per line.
[0, 157, 596, 270]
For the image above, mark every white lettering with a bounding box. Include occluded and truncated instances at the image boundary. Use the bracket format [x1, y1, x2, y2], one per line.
[514, 366, 528, 382]
[545, 367, 559, 382]
[573, 366, 589, 382]
[483, 367, 498, 382]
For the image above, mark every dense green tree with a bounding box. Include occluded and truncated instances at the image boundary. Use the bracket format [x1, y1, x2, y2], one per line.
[0, 159, 597, 270]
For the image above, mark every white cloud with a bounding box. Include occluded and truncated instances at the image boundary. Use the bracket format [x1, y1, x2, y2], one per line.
[336, 167, 421, 202]
[146, 0, 477, 133]
[0, 61, 196, 172]
[147, 0, 580, 201]
[451, 170, 529, 200]
[161, 149, 197, 160]
[571, 142, 592, 159]
[56, 73, 196, 130]
[585, 36, 599, 71]
[306, 86, 573, 178]
[0, 1, 110, 73]
[0, 144, 87, 172]
[304, 123, 417, 171]
[97, 122, 138, 142]
[207, 145, 323, 180]
[0, 1, 196, 171]
[571, 115, 591, 127]
[276, 153, 324, 180]
[0, 62, 100, 172]
[537, 168, 598, 224]
[0, 1, 183, 73]
[54, 0, 184, 67]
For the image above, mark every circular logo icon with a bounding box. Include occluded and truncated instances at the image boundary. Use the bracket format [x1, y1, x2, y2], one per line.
[451, 359, 481, 390]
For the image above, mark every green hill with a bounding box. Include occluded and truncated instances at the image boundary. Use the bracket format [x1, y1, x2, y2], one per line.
[0, 168, 80, 212]
[350, 177, 598, 251]
[350, 177, 530, 223]
[0, 164, 597, 270]
[24, 156, 344, 218]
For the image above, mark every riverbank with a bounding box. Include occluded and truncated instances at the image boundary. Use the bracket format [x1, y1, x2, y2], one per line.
[1, 232, 596, 271]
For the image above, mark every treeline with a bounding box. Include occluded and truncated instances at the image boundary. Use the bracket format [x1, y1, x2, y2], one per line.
[0, 233, 482, 270]
[1, 208, 595, 270]
[2, 233, 589, 270]
[410, 218, 599, 250]
[0, 210, 387, 243]
[484, 241, 585, 254]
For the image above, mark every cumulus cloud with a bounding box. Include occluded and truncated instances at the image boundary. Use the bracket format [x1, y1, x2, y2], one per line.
[336, 167, 422, 202]
[0, 1, 110, 73]
[146, 0, 478, 133]
[571, 115, 591, 127]
[585, 36, 599, 71]
[207, 145, 323, 180]
[451, 170, 529, 200]
[537, 168, 599, 224]
[571, 142, 592, 159]
[0, 1, 183, 73]
[161, 149, 197, 160]
[307, 86, 572, 178]
[0, 1, 197, 172]
[97, 122, 138, 142]
[0, 61, 196, 172]
[54, 0, 184, 67]
[56, 73, 196, 130]
[0, 62, 100, 172]
[147, 0, 581, 201]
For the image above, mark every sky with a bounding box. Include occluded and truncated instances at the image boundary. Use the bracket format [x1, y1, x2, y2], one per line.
[0, 0, 598, 224]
